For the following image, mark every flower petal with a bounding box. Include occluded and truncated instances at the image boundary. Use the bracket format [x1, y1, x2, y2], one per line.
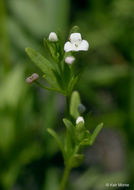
[78, 40, 89, 51]
[70, 33, 82, 43]
[64, 41, 76, 52]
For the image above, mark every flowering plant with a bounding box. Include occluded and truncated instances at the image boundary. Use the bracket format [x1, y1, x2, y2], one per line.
[26, 27, 103, 190]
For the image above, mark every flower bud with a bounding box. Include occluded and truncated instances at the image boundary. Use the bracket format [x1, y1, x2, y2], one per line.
[76, 116, 84, 125]
[78, 104, 86, 114]
[48, 32, 58, 42]
[26, 73, 39, 84]
[65, 56, 75, 65]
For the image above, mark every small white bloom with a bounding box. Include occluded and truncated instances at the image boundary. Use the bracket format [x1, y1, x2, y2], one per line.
[76, 116, 84, 124]
[48, 32, 58, 42]
[65, 56, 75, 64]
[64, 33, 89, 52]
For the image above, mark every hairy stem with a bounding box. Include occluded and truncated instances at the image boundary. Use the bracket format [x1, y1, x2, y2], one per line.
[59, 164, 71, 190]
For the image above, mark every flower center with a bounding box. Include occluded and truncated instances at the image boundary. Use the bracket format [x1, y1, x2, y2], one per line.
[74, 40, 81, 48]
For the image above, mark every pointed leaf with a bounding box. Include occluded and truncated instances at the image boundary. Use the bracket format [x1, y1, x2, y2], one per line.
[68, 75, 79, 95]
[26, 48, 61, 89]
[63, 118, 74, 134]
[26, 47, 54, 72]
[63, 119, 75, 159]
[47, 128, 64, 156]
[89, 123, 103, 145]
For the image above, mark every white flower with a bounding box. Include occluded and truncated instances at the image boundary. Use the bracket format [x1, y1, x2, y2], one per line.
[65, 56, 75, 64]
[48, 32, 58, 42]
[64, 33, 89, 52]
[76, 116, 84, 124]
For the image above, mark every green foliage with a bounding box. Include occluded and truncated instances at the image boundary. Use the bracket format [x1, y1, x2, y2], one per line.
[47, 91, 103, 173]
[89, 123, 103, 145]
[70, 91, 81, 119]
[1, 0, 134, 189]
[26, 47, 60, 89]
[69, 154, 84, 168]
[47, 128, 65, 158]
[26, 31, 80, 96]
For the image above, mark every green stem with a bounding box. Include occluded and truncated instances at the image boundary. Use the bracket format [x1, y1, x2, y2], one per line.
[59, 164, 71, 190]
[66, 95, 70, 117]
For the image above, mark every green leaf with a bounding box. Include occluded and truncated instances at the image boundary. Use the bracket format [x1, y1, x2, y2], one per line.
[51, 70, 64, 90]
[63, 118, 74, 134]
[67, 75, 79, 95]
[70, 91, 81, 119]
[89, 123, 103, 145]
[42, 73, 61, 91]
[0, 65, 25, 109]
[44, 39, 59, 62]
[63, 119, 75, 159]
[26, 48, 61, 89]
[79, 130, 91, 147]
[9, 0, 70, 37]
[70, 154, 84, 168]
[75, 122, 86, 143]
[47, 128, 64, 156]
[25, 47, 54, 72]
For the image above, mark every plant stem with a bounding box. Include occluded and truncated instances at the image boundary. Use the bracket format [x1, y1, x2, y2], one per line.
[66, 95, 70, 117]
[59, 164, 71, 190]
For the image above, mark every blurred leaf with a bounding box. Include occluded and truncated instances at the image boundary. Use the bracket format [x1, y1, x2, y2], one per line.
[72, 168, 127, 190]
[43, 168, 59, 190]
[18, 143, 42, 165]
[0, 0, 10, 67]
[0, 117, 14, 150]
[1, 162, 21, 190]
[82, 65, 129, 86]
[63, 118, 74, 132]
[1, 143, 42, 190]
[9, 0, 69, 37]
[47, 128, 64, 157]
[0, 65, 25, 109]
[8, 18, 38, 50]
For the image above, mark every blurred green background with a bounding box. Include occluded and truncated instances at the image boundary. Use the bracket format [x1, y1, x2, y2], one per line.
[0, 0, 134, 189]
